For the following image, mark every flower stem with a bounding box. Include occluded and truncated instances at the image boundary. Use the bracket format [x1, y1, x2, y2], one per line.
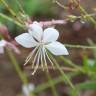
[53, 0, 96, 26]
[6, 48, 28, 84]
[48, 52, 75, 89]
[0, 13, 24, 28]
[0, 0, 16, 17]
[26, 66, 78, 72]
[15, 0, 25, 14]
[64, 44, 96, 49]
[53, 0, 67, 10]
[46, 72, 58, 96]
[6, 48, 35, 96]
[72, 0, 96, 26]
[0, 0, 25, 24]
[60, 56, 84, 73]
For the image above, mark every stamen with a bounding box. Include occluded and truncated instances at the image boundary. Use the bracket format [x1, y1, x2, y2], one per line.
[32, 47, 41, 75]
[44, 49, 55, 69]
[40, 47, 44, 71]
[43, 46, 48, 72]
[31, 46, 41, 69]
[24, 46, 38, 65]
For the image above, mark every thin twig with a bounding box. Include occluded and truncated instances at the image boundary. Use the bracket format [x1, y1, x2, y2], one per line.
[0, 13, 24, 28]
[39, 19, 67, 27]
[53, 0, 67, 10]
[48, 53, 75, 89]
[25, 66, 78, 72]
[6, 48, 28, 84]
[46, 72, 58, 96]
[15, 0, 25, 14]
[65, 44, 96, 49]
[53, 0, 96, 25]
[72, 0, 96, 26]
[0, 0, 24, 24]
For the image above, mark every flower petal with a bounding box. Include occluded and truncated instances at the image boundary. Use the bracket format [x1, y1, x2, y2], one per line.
[28, 21, 43, 41]
[0, 47, 4, 54]
[22, 83, 34, 96]
[43, 28, 59, 43]
[0, 40, 7, 47]
[15, 33, 38, 48]
[46, 41, 69, 55]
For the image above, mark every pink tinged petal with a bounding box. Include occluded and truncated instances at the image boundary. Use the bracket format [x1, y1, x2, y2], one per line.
[15, 33, 38, 48]
[46, 41, 69, 56]
[43, 28, 59, 43]
[7, 42, 21, 54]
[0, 40, 7, 47]
[28, 21, 43, 41]
[0, 40, 6, 54]
[12, 46, 21, 54]
[0, 47, 4, 54]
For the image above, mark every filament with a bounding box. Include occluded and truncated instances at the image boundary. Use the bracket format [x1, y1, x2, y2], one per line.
[43, 46, 48, 72]
[44, 48, 55, 69]
[32, 47, 41, 75]
[40, 47, 44, 71]
[31, 46, 41, 69]
[24, 46, 38, 65]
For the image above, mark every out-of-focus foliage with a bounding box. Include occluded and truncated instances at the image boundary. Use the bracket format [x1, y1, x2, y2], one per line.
[23, 0, 52, 15]
[0, 0, 52, 15]
[0, 0, 53, 34]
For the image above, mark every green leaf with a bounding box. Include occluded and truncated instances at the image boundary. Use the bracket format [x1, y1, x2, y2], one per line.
[76, 81, 96, 90]
[82, 55, 89, 72]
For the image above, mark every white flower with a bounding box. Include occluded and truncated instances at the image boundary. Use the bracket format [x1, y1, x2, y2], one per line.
[0, 40, 7, 54]
[22, 83, 34, 96]
[15, 21, 69, 75]
[0, 39, 20, 54]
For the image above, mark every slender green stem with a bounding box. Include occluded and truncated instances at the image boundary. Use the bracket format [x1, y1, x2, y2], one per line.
[6, 48, 35, 96]
[53, 0, 67, 10]
[0, 0, 25, 24]
[48, 52, 75, 89]
[87, 39, 96, 58]
[0, 0, 16, 17]
[6, 48, 28, 84]
[60, 56, 84, 73]
[67, 13, 96, 20]
[15, 0, 25, 14]
[0, 13, 24, 28]
[73, 0, 96, 26]
[46, 72, 58, 96]
[64, 44, 96, 49]
[34, 72, 79, 93]
[53, 0, 96, 26]
[79, 7, 96, 25]
[0, 34, 4, 39]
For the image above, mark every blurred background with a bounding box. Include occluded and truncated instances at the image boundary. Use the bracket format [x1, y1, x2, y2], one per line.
[0, 0, 96, 96]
